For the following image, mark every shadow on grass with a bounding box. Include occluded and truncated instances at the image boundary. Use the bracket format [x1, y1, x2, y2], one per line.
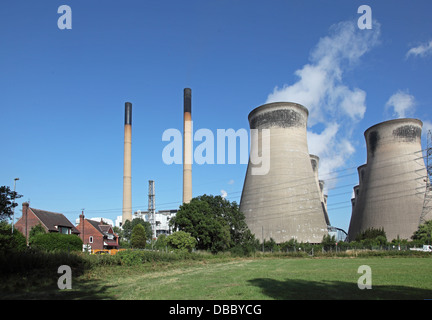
[1, 280, 116, 300]
[248, 278, 432, 300]
[0, 250, 118, 300]
[0, 268, 116, 300]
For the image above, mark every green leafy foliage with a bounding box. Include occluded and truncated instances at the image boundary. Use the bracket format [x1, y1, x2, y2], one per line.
[115, 249, 201, 266]
[166, 231, 196, 253]
[171, 194, 256, 253]
[0, 221, 26, 253]
[29, 223, 46, 242]
[412, 220, 432, 243]
[130, 224, 147, 249]
[0, 186, 22, 221]
[355, 227, 387, 242]
[121, 218, 152, 243]
[30, 233, 83, 252]
[154, 233, 168, 250]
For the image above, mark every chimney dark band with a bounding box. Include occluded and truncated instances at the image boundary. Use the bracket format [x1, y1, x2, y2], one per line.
[125, 102, 132, 125]
[184, 88, 191, 114]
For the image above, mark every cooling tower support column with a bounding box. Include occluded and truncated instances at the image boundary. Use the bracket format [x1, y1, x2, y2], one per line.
[348, 119, 428, 241]
[122, 102, 132, 224]
[239, 102, 329, 244]
[183, 88, 192, 204]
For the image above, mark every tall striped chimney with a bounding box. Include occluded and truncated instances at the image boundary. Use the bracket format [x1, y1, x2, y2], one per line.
[183, 88, 192, 204]
[122, 102, 132, 223]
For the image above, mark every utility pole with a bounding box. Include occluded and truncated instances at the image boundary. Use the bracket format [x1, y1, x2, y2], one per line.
[420, 130, 432, 225]
[81, 209, 86, 252]
[11, 177, 19, 234]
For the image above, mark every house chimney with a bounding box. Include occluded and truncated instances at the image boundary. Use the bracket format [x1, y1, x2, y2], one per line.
[22, 202, 29, 244]
[80, 210, 85, 245]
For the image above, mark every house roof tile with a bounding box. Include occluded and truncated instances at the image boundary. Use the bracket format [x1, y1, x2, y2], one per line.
[30, 208, 80, 234]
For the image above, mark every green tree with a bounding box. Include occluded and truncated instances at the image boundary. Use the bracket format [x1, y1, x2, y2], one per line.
[280, 239, 299, 252]
[122, 218, 152, 242]
[171, 194, 253, 253]
[130, 224, 147, 249]
[412, 220, 432, 243]
[321, 234, 337, 250]
[355, 227, 387, 242]
[0, 221, 26, 252]
[263, 238, 279, 252]
[0, 186, 23, 221]
[166, 231, 196, 253]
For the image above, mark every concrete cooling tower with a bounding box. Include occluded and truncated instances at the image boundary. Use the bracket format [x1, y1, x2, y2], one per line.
[239, 102, 329, 244]
[348, 118, 431, 241]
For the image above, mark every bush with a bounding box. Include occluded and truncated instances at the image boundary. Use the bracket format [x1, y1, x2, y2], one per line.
[154, 234, 168, 251]
[230, 243, 256, 257]
[166, 231, 197, 253]
[115, 249, 198, 266]
[280, 239, 299, 252]
[355, 227, 387, 242]
[29, 223, 46, 243]
[30, 233, 83, 252]
[117, 250, 144, 266]
[263, 238, 279, 252]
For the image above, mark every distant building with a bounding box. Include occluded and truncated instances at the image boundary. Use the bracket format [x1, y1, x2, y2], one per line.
[115, 215, 123, 228]
[115, 209, 178, 237]
[76, 213, 119, 251]
[14, 202, 80, 242]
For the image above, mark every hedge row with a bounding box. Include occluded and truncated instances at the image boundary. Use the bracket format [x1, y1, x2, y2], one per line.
[30, 233, 83, 252]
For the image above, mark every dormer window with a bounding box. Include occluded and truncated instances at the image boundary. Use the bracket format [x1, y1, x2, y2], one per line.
[58, 226, 70, 234]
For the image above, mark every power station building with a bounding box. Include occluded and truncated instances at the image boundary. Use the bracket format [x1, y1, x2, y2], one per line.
[240, 102, 329, 244]
[348, 118, 432, 241]
[131, 209, 178, 237]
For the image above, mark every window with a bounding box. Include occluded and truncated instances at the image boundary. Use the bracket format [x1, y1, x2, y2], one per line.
[59, 226, 70, 234]
[89, 236, 93, 243]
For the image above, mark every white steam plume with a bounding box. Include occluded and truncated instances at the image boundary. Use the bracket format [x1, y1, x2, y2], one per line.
[385, 90, 416, 118]
[266, 20, 381, 187]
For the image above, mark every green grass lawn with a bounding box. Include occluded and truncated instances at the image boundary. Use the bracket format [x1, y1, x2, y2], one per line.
[48, 256, 432, 300]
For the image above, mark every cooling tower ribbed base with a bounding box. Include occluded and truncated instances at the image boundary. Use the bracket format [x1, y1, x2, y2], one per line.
[240, 102, 329, 244]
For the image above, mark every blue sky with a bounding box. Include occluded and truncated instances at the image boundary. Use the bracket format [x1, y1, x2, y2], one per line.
[1, 0, 431, 233]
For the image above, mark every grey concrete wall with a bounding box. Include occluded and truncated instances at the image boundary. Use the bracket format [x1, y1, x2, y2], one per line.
[240, 102, 329, 244]
[348, 118, 428, 241]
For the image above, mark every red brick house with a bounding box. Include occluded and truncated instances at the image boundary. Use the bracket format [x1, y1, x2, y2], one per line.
[15, 202, 80, 242]
[75, 214, 119, 251]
